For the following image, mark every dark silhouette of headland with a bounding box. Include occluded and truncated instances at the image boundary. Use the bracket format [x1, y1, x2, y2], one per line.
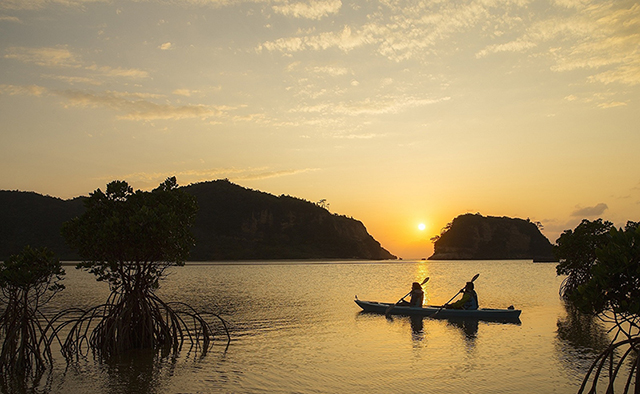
[0, 180, 396, 261]
[429, 213, 556, 261]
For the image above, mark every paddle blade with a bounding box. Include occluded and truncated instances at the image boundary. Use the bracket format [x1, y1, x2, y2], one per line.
[421, 277, 430, 285]
[471, 273, 480, 282]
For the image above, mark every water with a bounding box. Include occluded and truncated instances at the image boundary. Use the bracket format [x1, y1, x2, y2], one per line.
[20, 260, 620, 393]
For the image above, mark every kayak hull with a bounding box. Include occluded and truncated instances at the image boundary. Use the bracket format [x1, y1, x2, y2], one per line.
[355, 299, 521, 323]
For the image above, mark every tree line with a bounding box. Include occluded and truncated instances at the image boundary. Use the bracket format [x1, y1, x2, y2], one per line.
[555, 219, 639, 393]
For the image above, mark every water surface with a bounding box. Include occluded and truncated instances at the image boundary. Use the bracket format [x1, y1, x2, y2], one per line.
[38, 260, 612, 393]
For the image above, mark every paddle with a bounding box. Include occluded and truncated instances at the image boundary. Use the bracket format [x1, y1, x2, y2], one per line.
[385, 277, 429, 315]
[431, 273, 479, 318]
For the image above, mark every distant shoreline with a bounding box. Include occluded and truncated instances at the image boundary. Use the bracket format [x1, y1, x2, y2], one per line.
[60, 258, 545, 267]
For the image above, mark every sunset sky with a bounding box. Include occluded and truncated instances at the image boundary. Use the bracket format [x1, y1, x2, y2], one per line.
[1, 0, 639, 259]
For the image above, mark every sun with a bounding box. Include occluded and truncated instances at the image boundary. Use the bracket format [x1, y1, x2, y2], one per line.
[418, 223, 426, 231]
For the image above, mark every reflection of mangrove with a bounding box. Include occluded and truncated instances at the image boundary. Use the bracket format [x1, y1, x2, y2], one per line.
[556, 300, 611, 355]
[100, 348, 177, 394]
[577, 337, 639, 394]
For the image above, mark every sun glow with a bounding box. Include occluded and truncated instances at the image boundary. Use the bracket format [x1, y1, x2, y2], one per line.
[418, 223, 426, 231]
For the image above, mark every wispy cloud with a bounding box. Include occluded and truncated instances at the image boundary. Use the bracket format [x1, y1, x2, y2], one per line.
[0, 0, 107, 11]
[4, 46, 81, 68]
[309, 65, 350, 76]
[173, 88, 199, 96]
[5, 46, 149, 79]
[293, 95, 451, 116]
[0, 84, 47, 96]
[272, 0, 342, 20]
[260, 25, 370, 53]
[98, 167, 319, 190]
[475, 39, 537, 58]
[0, 15, 22, 22]
[531, 2, 640, 86]
[571, 203, 609, 217]
[84, 64, 149, 79]
[57, 89, 230, 121]
[598, 101, 628, 108]
[42, 74, 104, 86]
[235, 168, 318, 180]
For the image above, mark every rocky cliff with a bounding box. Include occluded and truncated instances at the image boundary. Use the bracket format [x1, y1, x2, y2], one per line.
[0, 180, 396, 261]
[183, 180, 396, 260]
[429, 213, 556, 261]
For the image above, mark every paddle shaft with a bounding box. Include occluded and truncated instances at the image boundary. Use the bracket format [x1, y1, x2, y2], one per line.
[432, 273, 479, 317]
[385, 277, 429, 315]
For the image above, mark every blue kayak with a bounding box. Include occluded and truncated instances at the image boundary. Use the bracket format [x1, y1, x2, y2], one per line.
[355, 299, 521, 323]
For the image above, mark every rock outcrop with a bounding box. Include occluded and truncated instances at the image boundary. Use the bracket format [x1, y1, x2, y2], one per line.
[429, 213, 556, 261]
[183, 180, 396, 260]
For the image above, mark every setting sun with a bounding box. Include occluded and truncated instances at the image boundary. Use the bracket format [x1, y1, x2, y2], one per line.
[418, 223, 426, 231]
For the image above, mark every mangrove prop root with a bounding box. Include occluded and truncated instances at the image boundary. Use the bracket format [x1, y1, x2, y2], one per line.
[578, 337, 639, 394]
[59, 290, 230, 360]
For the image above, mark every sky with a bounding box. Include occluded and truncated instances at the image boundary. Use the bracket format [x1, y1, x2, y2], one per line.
[1, 0, 639, 259]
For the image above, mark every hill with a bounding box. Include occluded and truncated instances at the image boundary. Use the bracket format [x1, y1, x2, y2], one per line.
[0, 180, 396, 261]
[429, 213, 556, 261]
[0, 191, 85, 260]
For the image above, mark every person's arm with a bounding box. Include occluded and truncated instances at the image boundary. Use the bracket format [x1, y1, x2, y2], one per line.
[447, 293, 470, 309]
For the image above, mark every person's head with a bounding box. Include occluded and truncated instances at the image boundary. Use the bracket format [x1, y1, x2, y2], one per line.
[412, 282, 422, 290]
[465, 282, 474, 291]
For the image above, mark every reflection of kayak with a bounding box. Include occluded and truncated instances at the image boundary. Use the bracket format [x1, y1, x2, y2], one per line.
[355, 299, 522, 323]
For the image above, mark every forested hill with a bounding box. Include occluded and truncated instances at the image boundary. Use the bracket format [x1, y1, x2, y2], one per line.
[0, 191, 85, 260]
[429, 213, 556, 262]
[183, 180, 395, 260]
[0, 180, 396, 261]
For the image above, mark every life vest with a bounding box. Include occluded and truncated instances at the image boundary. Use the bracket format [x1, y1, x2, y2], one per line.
[463, 290, 478, 310]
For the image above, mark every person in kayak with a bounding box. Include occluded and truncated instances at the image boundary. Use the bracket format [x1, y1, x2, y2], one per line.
[398, 281, 424, 307]
[445, 281, 478, 310]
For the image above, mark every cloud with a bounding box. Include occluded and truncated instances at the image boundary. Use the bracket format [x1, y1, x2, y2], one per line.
[0, 15, 21, 22]
[260, 25, 371, 53]
[333, 133, 382, 139]
[173, 89, 200, 96]
[101, 167, 319, 190]
[310, 65, 349, 76]
[571, 203, 609, 217]
[598, 101, 627, 108]
[533, 2, 640, 86]
[85, 64, 149, 79]
[56, 89, 230, 120]
[475, 39, 537, 58]
[0, 83, 236, 122]
[272, 0, 342, 20]
[159, 42, 173, 50]
[4, 46, 81, 68]
[0, 84, 48, 96]
[5, 46, 149, 79]
[293, 95, 451, 116]
[0, 0, 106, 10]
[235, 168, 318, 180]
[42, 74, 104, 85]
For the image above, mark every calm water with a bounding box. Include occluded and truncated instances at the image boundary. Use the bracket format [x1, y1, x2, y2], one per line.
[32, 260, 616, 393]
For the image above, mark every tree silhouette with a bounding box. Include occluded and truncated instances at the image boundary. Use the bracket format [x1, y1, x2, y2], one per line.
[61, 177, 228, 359]
[0, 246, 65, 389]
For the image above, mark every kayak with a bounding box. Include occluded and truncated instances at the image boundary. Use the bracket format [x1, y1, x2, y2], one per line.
[355, 299, 521, 323]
